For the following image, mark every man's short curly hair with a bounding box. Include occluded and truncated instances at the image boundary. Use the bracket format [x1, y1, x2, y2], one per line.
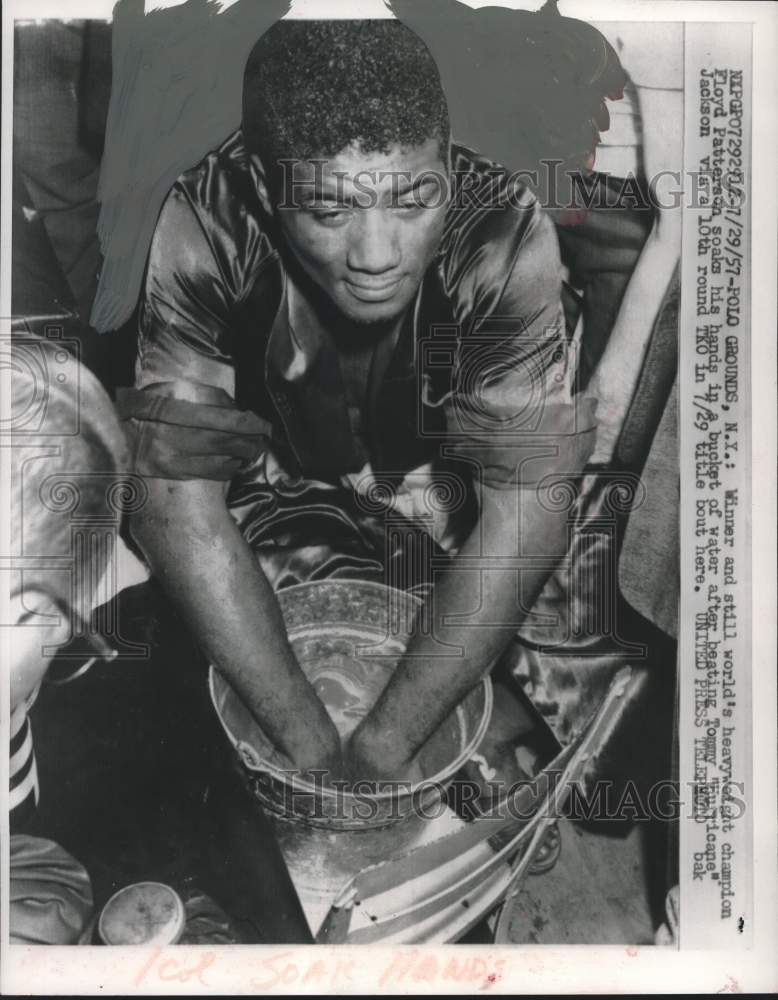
[242, 19, 450, 169]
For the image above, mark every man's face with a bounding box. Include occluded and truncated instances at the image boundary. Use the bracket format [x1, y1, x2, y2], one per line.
[267, 138, 450, 325]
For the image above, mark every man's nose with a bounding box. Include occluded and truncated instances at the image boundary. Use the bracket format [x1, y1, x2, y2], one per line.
[347, 209, 401, 274]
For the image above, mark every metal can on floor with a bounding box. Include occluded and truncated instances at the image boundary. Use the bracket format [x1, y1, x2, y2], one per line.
[97, 881, 185, 946]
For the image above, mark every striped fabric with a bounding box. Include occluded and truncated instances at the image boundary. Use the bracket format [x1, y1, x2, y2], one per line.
[8, 595, 117, 832]
[10, 702, 39, 829]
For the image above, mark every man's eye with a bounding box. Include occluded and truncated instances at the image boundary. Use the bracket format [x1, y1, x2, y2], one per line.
[309, 206, 351, 225]
[392, 201, 423, 213]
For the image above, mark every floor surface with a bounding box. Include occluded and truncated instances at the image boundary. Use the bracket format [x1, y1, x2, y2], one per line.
[499, 818, 657, 944]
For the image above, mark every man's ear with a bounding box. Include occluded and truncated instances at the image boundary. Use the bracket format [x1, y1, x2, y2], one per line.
[249, 153, 274, 215]
[445, 138, 454, 180]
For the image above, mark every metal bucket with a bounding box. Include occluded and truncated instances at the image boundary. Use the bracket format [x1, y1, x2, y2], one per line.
[209, 580, 492, 926]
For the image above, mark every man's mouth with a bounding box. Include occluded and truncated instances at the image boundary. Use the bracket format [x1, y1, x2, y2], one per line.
[343, 276, 403, 302]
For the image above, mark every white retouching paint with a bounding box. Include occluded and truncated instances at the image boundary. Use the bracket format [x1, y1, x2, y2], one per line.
[145, 0, 395, 15]
[5, 0, 768, 23]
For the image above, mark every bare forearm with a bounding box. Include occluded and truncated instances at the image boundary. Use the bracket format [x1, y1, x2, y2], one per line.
[354, 484, 571, 766]
[130, 479, 339, 769]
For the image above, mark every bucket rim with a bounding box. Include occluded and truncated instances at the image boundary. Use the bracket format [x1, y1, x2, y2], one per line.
[207, 580, 494, 803]
[210, 667, 493, 803]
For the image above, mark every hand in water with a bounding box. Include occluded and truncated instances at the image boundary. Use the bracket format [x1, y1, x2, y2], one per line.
[342, 728, 424, 787]
[280, 713, 346, 786]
